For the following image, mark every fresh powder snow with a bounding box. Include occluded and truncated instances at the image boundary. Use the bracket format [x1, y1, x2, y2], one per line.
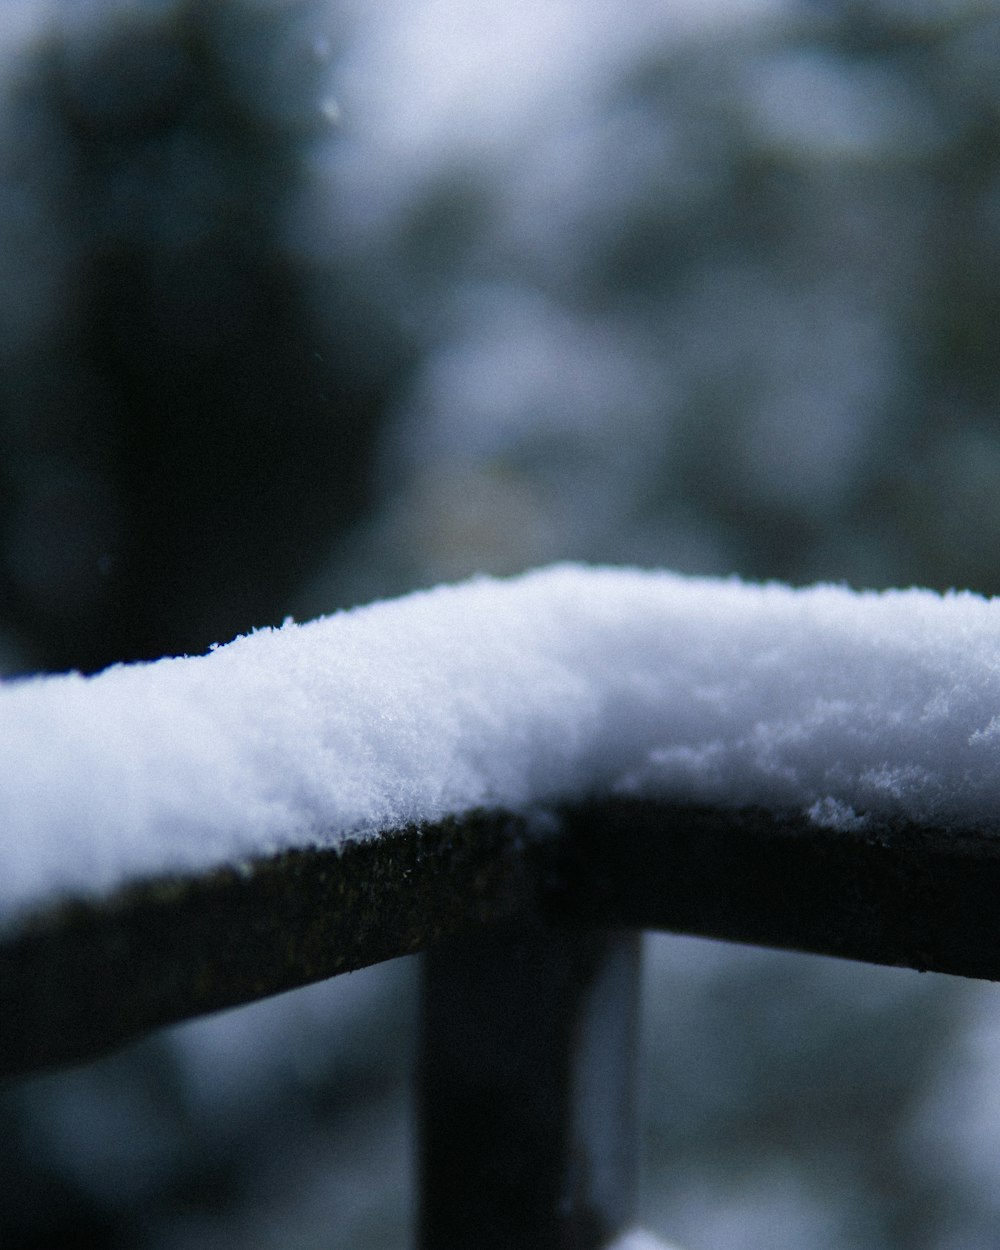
[3, 562, 1000, 924]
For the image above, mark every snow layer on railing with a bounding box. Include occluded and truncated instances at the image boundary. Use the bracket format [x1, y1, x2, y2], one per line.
[3, 563, 1000, 920]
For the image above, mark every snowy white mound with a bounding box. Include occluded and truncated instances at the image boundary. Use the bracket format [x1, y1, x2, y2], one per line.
[3, 563, 1000, 920]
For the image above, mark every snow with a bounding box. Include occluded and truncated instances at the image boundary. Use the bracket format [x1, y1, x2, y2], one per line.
[607, 1231, 685, 1250]
[4, 562, 1000, 924]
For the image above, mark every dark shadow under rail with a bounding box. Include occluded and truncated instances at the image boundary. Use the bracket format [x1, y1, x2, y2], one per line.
[4, 799, 1000, 1079]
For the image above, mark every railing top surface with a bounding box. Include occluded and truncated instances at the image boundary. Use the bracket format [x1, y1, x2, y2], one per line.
[7, 565, 1000, 939]
[4, 798, 1000, 1081]
[7, 566, 1000, 1078]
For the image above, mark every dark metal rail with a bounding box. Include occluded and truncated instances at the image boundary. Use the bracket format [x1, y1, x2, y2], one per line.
[4, 798, 1000, 1247]
[5, 798, 999, 1079]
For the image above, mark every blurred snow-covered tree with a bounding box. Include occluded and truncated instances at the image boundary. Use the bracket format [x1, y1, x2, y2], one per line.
[0, 0, 410, 675]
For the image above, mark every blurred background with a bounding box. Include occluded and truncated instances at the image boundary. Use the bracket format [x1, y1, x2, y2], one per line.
[2, 0, 1000, 1245]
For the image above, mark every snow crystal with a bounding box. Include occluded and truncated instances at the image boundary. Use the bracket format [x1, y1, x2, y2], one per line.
[4, 563, 1000, 923]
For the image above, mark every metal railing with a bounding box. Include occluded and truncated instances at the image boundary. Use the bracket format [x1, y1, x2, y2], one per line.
[4, 797, 998, 1247]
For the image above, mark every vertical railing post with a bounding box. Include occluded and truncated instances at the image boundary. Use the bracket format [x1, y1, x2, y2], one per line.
[419, 923, 642, 1250]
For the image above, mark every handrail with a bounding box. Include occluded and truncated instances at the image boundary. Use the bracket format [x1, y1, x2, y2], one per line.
[6, 797, 1000, 1248]
[0, 811, 534, 1079]
[549, 799, 1000, 981]
[5, 797, 1000, 1081]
